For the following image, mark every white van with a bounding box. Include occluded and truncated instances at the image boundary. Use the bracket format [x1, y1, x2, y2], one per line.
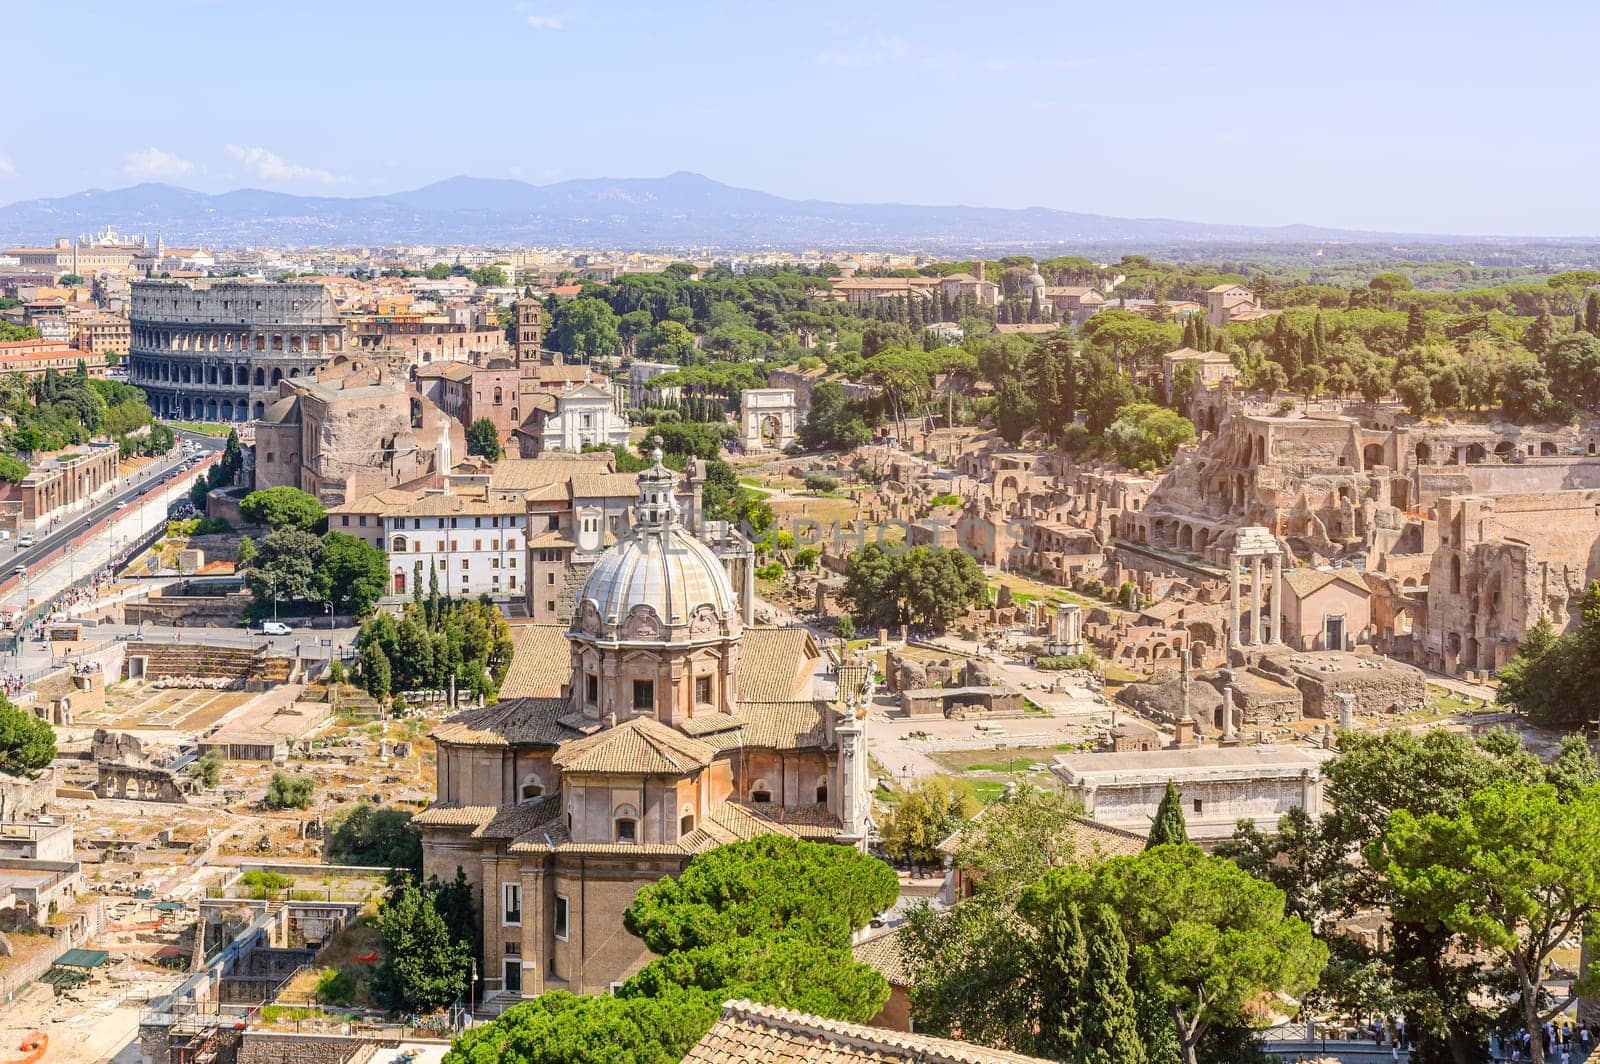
[17, 533, 33, 548]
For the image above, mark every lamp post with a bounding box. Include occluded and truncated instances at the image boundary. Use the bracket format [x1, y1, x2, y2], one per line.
[324, 601, 334, 658]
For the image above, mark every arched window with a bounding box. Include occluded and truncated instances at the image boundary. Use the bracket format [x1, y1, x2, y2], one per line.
[493, 386, 503, 405]
[1450, 555, 1462, 595]
[391, 534, 408, 552]
[520, 774, 544, 802]
[815, 782, 828, 804]
[749, 780, 772, 804]
[614, 803, 639, 844]
[680, 805, 696, 836]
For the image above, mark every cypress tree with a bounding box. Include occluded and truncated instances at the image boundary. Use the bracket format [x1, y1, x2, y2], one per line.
[1586, 292, 1600, 337]
[1145, 780, 1188, 849]
[1181, 317, 1195, 349]
[1313, 313, 1327, 359]
[1033, 897, 1088, 1058]
[1405, 303, 1427, 347]
[1076, 904, 1146, 1064]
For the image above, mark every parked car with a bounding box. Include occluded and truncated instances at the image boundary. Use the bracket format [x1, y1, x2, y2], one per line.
[17, 534, 33, 547]
[261, 621, 292, 636]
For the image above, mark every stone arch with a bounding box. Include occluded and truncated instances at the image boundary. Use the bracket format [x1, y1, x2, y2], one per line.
[221, 401, 233, 421]
[1542, 441, 1559, 456]
[1494, 441, 1515, 460]
[254, 368, 266, 387]
[253, 401, 265, 419]
[519, 773, 544, 802]
[271, 368, 283, 385]
[1178, 525, 1194, 550]
[749, 779, 773, 803]
[1450, 554, 1462, 594]
[1465, 443, 1487, 464]
[1363, 443, 1383, 468]
[1255, 435, 1266, 465]
[1415, 441, 1431, 465]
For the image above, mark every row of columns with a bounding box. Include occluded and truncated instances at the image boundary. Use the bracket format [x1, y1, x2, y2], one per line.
[1228, 549, 1283, 648]
[131, 327, 343, 355]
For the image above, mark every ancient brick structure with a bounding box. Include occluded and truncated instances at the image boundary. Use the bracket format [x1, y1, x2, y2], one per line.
[128, 279, 347, 422]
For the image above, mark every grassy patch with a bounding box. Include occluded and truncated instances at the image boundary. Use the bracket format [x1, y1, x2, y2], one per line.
[962, 756, 1041, 773]
[971, 781, 1009, 803]
[166, 420, 231, 437]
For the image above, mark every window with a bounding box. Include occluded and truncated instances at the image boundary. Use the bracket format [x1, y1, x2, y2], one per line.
[520, 775, 543, 801]
[340, 515, 349, 527]
[547, 572, 555, 585]
[358, 515, 367, 527]
[632, 679, 654, 712]
[503, 883, 521, 925]
[547, 515, 560, 531]
[751, 788, 772, 803]
[585, 673, 598, 705]
[680, 813, 696, 835]
[816, 782, 828, 804]
[694, 676, 712, 705]
[509, 555, 517, 568]
[615, 817, 637, 843]
[1192, 798, 1204, 814]
[554, 894, 569, 940]
[474, 518, 482, 529]
[460, 558, 469, 570]
[392, 535, 407, 552]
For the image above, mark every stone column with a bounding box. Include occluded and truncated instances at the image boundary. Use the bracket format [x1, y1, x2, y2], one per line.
[1228, 554, 1242, 648]
[741, 550, 755, 626]
[1249, 555, 1263, 646]
[1270, 553, 1283, 644]
[1221, 685, 1239, 744]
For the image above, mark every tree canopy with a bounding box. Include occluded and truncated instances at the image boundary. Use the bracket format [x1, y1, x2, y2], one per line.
[239, 486, 326, 532]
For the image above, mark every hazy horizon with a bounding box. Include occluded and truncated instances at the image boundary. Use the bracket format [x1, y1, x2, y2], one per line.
[5, 0, 1599, 236]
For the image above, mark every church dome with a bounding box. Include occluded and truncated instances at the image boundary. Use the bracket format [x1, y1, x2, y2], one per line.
[574, 444, 742, 644]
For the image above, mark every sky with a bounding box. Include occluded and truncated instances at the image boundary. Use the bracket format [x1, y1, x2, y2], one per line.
[3, 0, 1598, 236]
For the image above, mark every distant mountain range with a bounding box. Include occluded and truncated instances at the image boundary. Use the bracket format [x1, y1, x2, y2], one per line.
[0, 171, 1515, 250]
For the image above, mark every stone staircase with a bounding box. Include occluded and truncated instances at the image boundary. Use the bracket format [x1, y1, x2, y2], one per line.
[125, 641, 292, 686]
[473, 990, 524, 1020]
[305, 682, 385, 718]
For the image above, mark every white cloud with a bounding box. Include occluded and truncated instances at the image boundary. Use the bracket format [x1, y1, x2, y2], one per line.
[122, 147, 195, 180]
[0, 154, 13, 177]
[815, 35, 907, 68]
[526, 12, 566, 29]
[225, 144, 340, 185]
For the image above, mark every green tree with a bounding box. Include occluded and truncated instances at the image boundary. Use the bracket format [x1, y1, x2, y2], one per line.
[1497, 584, 1600, 728]
[375, 879, 473, 1012]
[834, 613, 855, 640]
[470, 265, 509, 288]
[0, 455, 29, 483]
[1076, 903, 1147, 1064]
[1034, 845, 1325, 1064]
[841, 542, 902, 631]
[360, 640, 393, 701]
[894, 546, 987, 632]
[443, 990, 718, 1064]
[551, 297, 621, 361]
[1104, 403, 1195, 470]
[190, 749, 224, 788]
[245, 527, 321, 609]
[624, 835, 897, 956]
[239, 486, 325, 531]
[880, 776, 979, 867]
[327, 803, 422, 872]
[315, 531, 389, 616]
[1078, 351, 1137, 436]
[640, 319, 696, 363]
[265, 771, 315, 809]
[0, 698, 56, 779]
[1376, 781, 1600, 1064]
[1145, 780, 1188, 849]
[465, 418, 503, 460]
[235, 535, 256, 569]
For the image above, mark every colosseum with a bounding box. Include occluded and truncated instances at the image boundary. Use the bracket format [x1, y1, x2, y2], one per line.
[128, 279, 347, 422]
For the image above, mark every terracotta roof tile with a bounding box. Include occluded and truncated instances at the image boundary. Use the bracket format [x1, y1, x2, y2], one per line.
[737, 628, 819, 701]
[487, 454, 614, 492]
[684, 999, 1055, 1063]
[500, 625, 570, 698]
[937, 812, 1144, 859]
[853, 926, 912, 986]
[431, 696, 570, 747]
[738, 700, 828, 749]
[412, 804, 498, 828]
[550, 716, 715, 775]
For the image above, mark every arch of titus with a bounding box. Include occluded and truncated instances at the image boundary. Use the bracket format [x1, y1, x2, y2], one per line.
[1229, 526, 1282, 650]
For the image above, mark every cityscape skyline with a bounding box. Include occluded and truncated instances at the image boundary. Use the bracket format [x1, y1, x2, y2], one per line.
[3, 0, 1599, 236]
